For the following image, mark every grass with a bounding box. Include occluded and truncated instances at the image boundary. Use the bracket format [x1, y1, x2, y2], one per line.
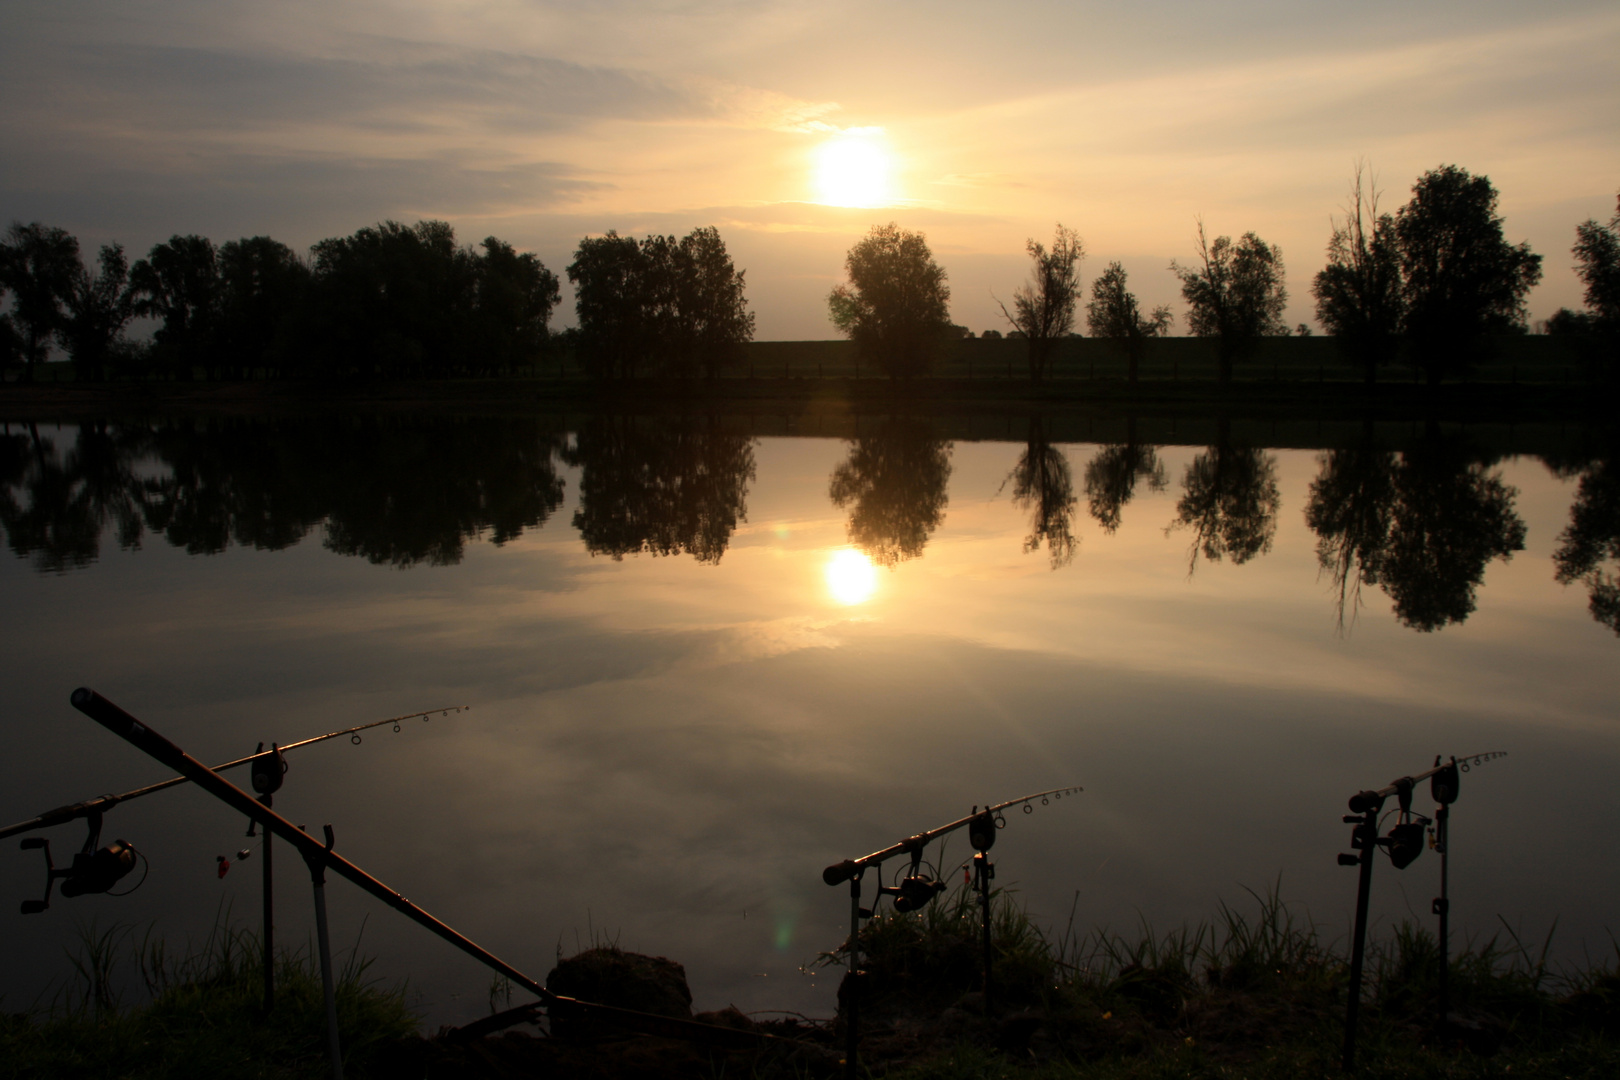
[0, 914, 418, 1079]
[816, 881, 1620, 1079]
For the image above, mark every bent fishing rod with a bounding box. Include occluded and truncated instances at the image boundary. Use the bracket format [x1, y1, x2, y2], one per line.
[67, 688, 779, 1057]
[824, 786, 1082, 1080]
[1, 704, 470, 844]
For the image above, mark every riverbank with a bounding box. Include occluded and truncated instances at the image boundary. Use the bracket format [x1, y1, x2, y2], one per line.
[6, 889, 1616, 1079]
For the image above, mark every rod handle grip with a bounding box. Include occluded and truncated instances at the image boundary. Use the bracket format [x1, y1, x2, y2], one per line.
[823, 860, 857, 886]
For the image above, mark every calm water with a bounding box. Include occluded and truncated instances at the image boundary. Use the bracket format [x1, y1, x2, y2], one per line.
[1, 413, 1616, 1025]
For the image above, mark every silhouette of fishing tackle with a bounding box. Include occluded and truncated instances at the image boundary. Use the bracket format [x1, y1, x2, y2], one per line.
[64, 689, 789, 1079]
[8, 701, 469, 1023]
[1338, 751, 1506, 1071]
[4, 703, 469, 912]
[823, 786, 1082, 1079]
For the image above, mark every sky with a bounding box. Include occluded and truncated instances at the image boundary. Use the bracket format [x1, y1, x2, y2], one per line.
[2, 0, 1617, 339]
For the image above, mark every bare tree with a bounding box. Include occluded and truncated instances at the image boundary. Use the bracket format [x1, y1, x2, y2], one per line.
[1312, 163, 1404, 386]
[998, 224, 1084, 381]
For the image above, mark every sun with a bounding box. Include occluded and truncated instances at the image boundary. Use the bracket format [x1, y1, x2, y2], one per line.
[825, 548, 878, 605]
[814, 130, 894, 208]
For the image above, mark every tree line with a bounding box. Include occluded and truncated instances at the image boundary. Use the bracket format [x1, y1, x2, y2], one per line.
[2, 163, 1615, 385]
[830, 165, 1616, 387]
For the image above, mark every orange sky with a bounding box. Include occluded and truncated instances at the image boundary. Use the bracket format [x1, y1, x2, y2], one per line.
[2, 0, 1616, 337]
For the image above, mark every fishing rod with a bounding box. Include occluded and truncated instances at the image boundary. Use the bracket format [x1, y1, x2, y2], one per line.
[68, 689, 785, 1080]
[823, 786, 1082, 1080]
[1, 704, 470, 846]
[9, 701, 468, 1022]
[1338, 751, 1506, 1072]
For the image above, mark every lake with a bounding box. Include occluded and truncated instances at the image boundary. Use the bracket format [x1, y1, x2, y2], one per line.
[1, 410, 1615, 1027]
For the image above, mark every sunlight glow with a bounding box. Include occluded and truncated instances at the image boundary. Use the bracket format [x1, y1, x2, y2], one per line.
[825, 548, 878, 605]
[814, 129, 894, 207]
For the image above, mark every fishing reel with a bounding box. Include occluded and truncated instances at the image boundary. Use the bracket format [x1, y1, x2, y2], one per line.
[1340, 777, 1431, 871]
[18, 811, 143, 914]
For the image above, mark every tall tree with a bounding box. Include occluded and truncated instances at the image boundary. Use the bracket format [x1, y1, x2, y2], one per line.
[1085, 263, 1172, 383]
[828, 223, 952, 379]
[1572, 191, 1620, 331]
[999, 224, 1084, 381]
[828, 417, 952, 566]
[216, 236, 310, 379]
[1395, 165, 1542, 385]
[1171, 224, 1287, 384]
[0, 222, 81, 383]
[567, 227, 752, 381]
[668, 226, 755, 378]
[130, 234, 222, 380]
[308, 220, 478, 378]
[473, 237, 560, 376]
[60, 243, 135, 382]
[1312, 165, 1405, 386]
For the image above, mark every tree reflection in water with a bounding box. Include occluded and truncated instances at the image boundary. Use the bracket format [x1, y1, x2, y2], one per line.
[564, 415, 756, 564]
[1553, 453, 1620, 636]
[1007, 418, 1077, 568]
[1304, 432, 1397, 629]
[1169, 423, 1281, 571]
[1084, 421, 1165, 534]
[828, 416, 951, 567]
[1305, 427, 1526, 632]
[0, 417, 569, 570]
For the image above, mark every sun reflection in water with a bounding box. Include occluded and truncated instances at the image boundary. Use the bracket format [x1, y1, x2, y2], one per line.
[825, 548, 877, 605]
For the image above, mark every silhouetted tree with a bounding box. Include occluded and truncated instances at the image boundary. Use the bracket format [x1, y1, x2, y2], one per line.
[998, 225, 1084, 381]
[1007, 418, 1077, 567]
[308, 220, 478, 378]
[472, 236, 561, 376]
[568, 232, 650, 380]
[1171, 225, 1287, 384]
[1313, 165, 1404, 386]
[1304, 434, 1397, 627]
[1084, 427, 1166, 533]
[828, 223, 952, 379]
[828, 417, 951, 566]
[567, 227, 751, 380]
[1395, 165, 1542, 384]
[130, 235, 222, 380]
[60, 242, 136, 382]
[216, 236, 310, 379]
[1572, 192, 1620, 333]
[667, 226, 755, 378]
[1170, 428, 1280, 569]
[1085, 263, 1172, 383]
[566, 415, 755, 563]
[1553, 454, 1620, 635]
[0, 223, 81, 383]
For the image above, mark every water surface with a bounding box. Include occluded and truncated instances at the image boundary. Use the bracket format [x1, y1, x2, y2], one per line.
[1, 414, 1615, 1025]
